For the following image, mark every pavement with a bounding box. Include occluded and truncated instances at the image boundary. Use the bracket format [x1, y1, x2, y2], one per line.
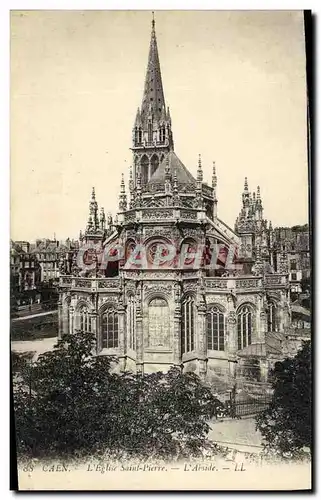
[208, 417, 263, 452]
[11, 336, 58, 361]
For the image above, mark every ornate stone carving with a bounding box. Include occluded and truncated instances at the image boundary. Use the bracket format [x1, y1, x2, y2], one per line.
[142, 196, 165, 208]
[98, 278, 120, 289]
[75, 278, 91, 289]
[122, 270, 141, 279]
[181, 228, 201, 239]
[206, 296, 227, 310]
[61, 276, 72, 286]
[126, 229, 138, 238]
[205, 279, 228, 289]
[143, 271, 177, 280]
[144, 283, 173, 296]
[227, 311, 237, 324]
[236, 279, 260, 289]
[183, 281, 198, 292]
[236, 296, 256, 308]
[180, 210, 198, 220]
[98, 296, 118, 307]
[144, 227, 174, 240]
[174, 282, 181, 303]
[265, 275, 282, 286]
[125, 282, 136, 294]
[124, 212, 136, 223]
[143, 209, 174, 220]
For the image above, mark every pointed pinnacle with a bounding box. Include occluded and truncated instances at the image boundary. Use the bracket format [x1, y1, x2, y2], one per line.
[244, 177, 248, 191]
[91, 187, 96, 200]
[197, 154, 203, 181]
[212, 161, 217, 188]
[120, 173, 125, 191]
[173, 169, 178, 186]
[257, 185, 261, 199]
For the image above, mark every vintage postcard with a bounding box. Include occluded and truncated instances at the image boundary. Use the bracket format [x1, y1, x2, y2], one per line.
[10, 10, 312, 491]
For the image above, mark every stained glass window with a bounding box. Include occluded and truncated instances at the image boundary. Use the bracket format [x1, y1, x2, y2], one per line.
[207, 306, 225, 351]
[268, 302, 277, 332]
[101, 309, 118, 349]
[127, 296, 136, 350]
[237, 305, 252, 350]
[78, 305, 91, 333]
[181, 296, 195, 354]
[148, 298, 170, 348]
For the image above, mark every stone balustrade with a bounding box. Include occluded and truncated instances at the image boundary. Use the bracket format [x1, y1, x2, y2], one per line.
[204, 274, 288, 291]
[59, 273, 288, 293]
[59, 276, 120, 291]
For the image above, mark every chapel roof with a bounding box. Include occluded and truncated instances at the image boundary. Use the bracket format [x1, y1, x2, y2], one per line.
[147, 150, 196, 185]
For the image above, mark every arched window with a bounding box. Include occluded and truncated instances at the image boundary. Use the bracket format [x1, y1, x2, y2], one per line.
[268, 302, 277, 332]
[127, 295, 136, 350]
[101, 308, 118, 349]
[78, 304, 91, 333]
[206, 306, 225, 351]
[181, 296, 195, 354]
[237, 305, 253, 350]
[148, 121, 153, 143]
[148, 297, 170, 348]
[64, 298, 71, 334]
[150, 155, 159, 177]
[141, 155, 149, 185]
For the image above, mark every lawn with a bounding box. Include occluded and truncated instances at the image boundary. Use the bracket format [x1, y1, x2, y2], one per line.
[10, 312, 58, 341]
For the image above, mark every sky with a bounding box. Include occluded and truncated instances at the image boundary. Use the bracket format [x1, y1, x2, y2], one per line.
[10, 10, 309, 241]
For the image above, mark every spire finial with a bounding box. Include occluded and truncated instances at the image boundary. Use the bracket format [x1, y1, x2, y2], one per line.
[257, 185, 261, 199]
[152, 11, 155, 32]
[244, 177, 248, 192]
[212, 161, 217, 188]
[165, 153, 171, 181]
[119, 173, 127, 211]
[197, 154, 203, 182]
[91, 186, 96, 200]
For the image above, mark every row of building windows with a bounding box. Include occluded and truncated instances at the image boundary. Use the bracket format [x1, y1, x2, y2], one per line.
[75, 299, 278, 354]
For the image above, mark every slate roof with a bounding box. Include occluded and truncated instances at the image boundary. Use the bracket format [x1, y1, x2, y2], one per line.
[147, 150, 196, 185]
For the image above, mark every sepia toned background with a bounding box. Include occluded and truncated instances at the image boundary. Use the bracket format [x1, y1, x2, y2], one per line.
[10, 10, 308, 241]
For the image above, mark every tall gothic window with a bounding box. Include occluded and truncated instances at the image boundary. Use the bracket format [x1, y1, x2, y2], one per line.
[150, 155, 159, 177]
[148, 121, 153, 143]
[206, 306, 225, 351]
[237, 305, 253, 350]
[268, 302, 277, 332]
[64, 299, 71, 335]
[181, 296, 195, 354]
[141, 155, 149, 185]
[78, 305, 91, 333]
[148, 297, 170, 348]
[101, 308, 118, 349]
[127, 295, 136, 350]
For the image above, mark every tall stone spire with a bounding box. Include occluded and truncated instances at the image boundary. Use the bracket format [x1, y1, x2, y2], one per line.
[132, 13, 174, 185]
[140, 13, 166, 124]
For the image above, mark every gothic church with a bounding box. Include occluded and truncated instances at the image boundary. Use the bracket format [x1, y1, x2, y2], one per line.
[59, 18, 291, 385]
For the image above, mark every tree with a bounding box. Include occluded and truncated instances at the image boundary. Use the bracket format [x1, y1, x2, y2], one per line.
[13, 332, 224, 460]
[256, 341, 311, 458]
